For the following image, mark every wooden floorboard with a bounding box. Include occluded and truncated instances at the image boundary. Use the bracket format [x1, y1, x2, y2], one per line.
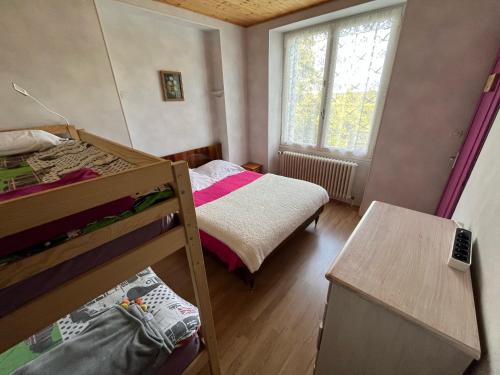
[153, 201, 360, 375]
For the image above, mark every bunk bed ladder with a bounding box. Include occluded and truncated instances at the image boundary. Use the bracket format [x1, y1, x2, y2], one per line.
[172, 161, 221, 375]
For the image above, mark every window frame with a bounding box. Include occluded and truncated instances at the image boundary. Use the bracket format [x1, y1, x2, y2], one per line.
[280, 5, 403, 162]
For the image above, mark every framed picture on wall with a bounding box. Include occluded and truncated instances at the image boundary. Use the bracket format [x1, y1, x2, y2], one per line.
[160, 71, 184, 101]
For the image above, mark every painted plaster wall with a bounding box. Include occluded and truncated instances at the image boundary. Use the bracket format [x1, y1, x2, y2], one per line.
[95, 0, 220, 156]
[246, 0, 500, 212]
[360, 0, 500, 214]
[0, 0, 248, 164]
[116, 0, 249, 164]
[453, 111, 500, 374]
[0, 0, 131, 145]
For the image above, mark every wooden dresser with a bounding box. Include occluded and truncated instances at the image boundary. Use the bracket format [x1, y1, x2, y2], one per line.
[315, 201, 480, 375]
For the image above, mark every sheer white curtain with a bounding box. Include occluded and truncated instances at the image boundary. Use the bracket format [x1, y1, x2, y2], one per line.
[281, 6, 403, 160]
[282, 25, 330, 146]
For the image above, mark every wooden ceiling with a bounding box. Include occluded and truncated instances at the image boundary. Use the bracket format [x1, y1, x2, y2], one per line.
[157, 0, 332, 27]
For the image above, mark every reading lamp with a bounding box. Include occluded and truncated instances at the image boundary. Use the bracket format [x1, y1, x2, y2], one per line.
[12, 82, 70, 126]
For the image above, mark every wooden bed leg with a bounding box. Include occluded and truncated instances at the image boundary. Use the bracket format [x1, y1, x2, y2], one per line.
[235, 267, 255, 290]
[172, 161, 221, 375]
[246, 271, 256, 290]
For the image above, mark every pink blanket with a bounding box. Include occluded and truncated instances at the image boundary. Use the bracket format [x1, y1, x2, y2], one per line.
[194, 171, 262, 207]
[0, 168, 99, 202]
[194, 171, 262, 271]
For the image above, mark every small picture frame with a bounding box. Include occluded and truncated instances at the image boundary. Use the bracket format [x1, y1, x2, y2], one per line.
[160, 71, 184, 101]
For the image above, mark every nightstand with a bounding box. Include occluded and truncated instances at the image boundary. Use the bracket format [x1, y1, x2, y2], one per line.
[242, 162, 262, 173]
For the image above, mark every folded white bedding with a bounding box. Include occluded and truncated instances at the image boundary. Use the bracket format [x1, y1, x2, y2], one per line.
[196, 174, 329, 272]
[189, 169, 215, 192]
[189, 160, 245, 192]
[193, 160, 244, 182]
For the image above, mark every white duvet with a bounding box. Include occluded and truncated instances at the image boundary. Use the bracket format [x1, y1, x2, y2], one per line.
[196, 174, 329, 272]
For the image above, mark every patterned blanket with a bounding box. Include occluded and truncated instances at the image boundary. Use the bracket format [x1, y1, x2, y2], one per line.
[0, 140, 134, 193]
[0, 140, 172, 266]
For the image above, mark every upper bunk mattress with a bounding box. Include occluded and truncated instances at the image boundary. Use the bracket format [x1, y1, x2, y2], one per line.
[0, 139, 134, 194]
[0, 139, 136, 255]
[0, 139, 173, 262]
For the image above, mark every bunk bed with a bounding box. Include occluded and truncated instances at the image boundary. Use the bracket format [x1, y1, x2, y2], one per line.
[163, 143, 329, 285]
[0, 125, 220, 375]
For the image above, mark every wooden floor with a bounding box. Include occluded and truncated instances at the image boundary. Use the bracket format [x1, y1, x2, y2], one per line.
[154, 201, 360, 375]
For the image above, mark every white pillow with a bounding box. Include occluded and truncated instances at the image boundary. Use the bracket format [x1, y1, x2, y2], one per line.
[0, 130, 63, 156]
[193, 160, 245, 182]
[189, 169, 215, 192]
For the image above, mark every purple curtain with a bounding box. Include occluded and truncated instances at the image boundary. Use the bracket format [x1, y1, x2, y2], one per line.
[436, 52, 500, 218]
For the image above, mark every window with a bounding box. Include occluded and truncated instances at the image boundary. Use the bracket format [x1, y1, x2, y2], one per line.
[281, 6, 403, 159]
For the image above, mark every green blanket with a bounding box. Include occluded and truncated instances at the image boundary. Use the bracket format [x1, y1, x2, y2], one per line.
[0, 188, 173, 267]
[0, 154, 40, 193]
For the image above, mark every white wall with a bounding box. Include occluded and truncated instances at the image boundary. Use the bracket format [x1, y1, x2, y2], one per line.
[95, 0, 221, 156]
[453, 111, 500, 374]
[0, 0, 248, 164]
[0, 0, 130, 145]
[116, 0, 249, 164]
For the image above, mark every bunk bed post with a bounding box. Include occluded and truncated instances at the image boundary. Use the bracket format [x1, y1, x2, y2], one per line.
[67, 125, 80, 140]
[172, 161, 221, 375]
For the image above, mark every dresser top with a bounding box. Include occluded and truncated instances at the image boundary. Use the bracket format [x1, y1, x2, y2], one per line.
[326, 201, 480, 359]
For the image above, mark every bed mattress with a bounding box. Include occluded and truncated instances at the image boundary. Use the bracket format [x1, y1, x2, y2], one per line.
[194, 170, 329, 273]
[193, 171, 262, 272]
[0, 139, 172, 262]
[0, 139, 134, 193]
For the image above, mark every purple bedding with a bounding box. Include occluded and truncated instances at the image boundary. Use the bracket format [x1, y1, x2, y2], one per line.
[0, 196, 135, 258]
[156, 335, 201, 375]
[0, 169, 99, 202]
[0, 216, 176, 318]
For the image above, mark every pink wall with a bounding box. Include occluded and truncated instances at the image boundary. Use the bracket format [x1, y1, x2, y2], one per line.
[246, 0, 500, 214]
[360, 0, 500, 214]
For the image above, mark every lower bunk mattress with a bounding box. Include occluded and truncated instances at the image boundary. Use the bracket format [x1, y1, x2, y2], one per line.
[0, 268, 200, 375]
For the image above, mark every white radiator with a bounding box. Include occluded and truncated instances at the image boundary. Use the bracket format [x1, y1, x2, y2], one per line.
[279, 151, 357, 201]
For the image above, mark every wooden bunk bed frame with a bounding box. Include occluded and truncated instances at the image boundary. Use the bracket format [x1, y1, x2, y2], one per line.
[0, 125, 220, 375]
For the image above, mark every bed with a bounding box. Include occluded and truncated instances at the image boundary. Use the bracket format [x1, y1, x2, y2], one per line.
[0, 268, 201, 375]
[0, 125, 220, 375]
[163, 144, 329, 283]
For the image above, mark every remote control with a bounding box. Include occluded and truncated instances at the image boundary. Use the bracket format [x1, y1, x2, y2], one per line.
[448, 227, 472, 272]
